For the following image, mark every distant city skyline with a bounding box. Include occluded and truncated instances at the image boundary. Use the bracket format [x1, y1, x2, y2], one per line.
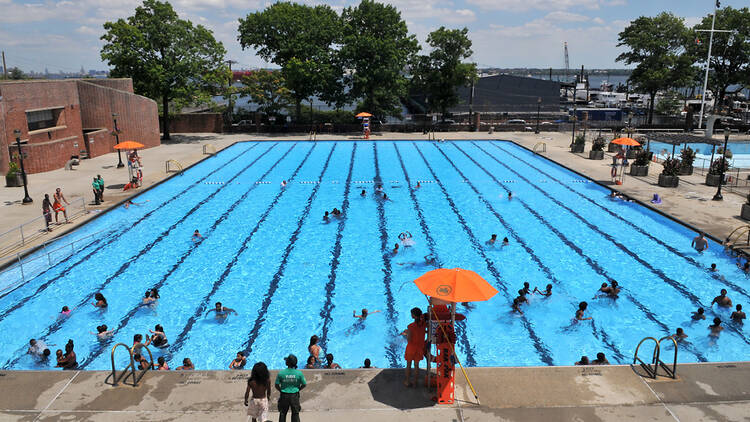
[0, 0, 746, 74]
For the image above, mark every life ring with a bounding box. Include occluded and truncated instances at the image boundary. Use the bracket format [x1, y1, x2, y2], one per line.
[611, 166, 617, 178]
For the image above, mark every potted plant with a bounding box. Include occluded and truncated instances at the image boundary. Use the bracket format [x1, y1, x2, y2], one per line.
[742, 193, 750, 221]
[589, 137, 606, 159]
[630, 150, 650, 176]
[706, 157, 729, 186]
[5, 162, 23, 187]
[658, 157, 680, 187]
[571, 134, 585, 153]
[607, 137, 621, 152]
[679, 147, 696, 175]
[626, 146, 642, 159]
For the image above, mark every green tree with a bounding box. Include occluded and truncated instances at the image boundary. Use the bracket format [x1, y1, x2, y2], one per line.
[238, 2, 342, 120]
[340, 0, 419, 120]
[655, 91, 682, 115]
[411, 27, 476, 119]
[9, 67, 27, 80]
[239, 70, 292, 117]
[100, 0, 227, 140]
[616, 12, 695, 124]
[689, 6, 750, 109]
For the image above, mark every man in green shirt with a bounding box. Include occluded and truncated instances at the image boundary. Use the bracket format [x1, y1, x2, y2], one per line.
[275, 354, 306, 422]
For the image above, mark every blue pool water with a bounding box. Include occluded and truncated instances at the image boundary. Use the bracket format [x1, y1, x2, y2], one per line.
[648, 141, 750, 168]
[2, 140, 750, 371]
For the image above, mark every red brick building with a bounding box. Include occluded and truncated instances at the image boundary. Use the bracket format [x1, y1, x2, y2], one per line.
[0, 78, 159, 174]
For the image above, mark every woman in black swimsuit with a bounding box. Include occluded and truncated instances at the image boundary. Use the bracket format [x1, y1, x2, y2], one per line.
[149, 324, 169, 348]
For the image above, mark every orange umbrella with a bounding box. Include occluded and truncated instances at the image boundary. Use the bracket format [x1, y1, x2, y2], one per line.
[113, 141, 145, 150]
[355, 112, 373, 118]
[413, 268, 498, 303]
[611, 137, 640, 147]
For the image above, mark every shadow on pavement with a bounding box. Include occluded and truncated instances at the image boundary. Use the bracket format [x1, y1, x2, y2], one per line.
[367, 368, 437, 409]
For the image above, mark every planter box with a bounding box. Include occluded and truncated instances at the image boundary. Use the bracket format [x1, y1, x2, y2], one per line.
[5, 174, 23, 187]
[607, 143, 620, 153]
[571, 144, 585, 153]
[626, 149, 640, 159]
[742, 203, 750, 221]
[658, 174, 679, 188]
[679, 165, 693, 176]
[630, 165, 649, 177]
[589, 150, 604, 160]
[706, 173, 723, 187]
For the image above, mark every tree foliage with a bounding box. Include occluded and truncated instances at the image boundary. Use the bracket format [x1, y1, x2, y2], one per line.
[239, 70, 292, 117]
[689, 6, 750, 108]
[616, 12, 695, 124]
[100, 0, 227, 139]
[411, 27, 476, 118]
[238, 3, 342, 119]
[340, 0, 419, 119]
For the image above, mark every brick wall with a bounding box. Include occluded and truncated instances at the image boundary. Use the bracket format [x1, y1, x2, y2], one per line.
[0, 78, 159, 174]
[160, 113, 223, 134]
[0, 80, 84, 173]
[77, 80, 160, 158]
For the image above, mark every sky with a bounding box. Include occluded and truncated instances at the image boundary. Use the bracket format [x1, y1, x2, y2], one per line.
[0, 0, 746, 74]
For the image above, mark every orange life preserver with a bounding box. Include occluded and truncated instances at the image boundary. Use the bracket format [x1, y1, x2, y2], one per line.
[611, 166, 617, 178]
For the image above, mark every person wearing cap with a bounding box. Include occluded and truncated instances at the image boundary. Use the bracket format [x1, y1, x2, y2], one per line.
[275, 354, 306, 422]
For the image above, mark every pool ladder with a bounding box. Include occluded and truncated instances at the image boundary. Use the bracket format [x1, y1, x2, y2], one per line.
[107, 343, 153, 387]
[633, 336, 678, 379]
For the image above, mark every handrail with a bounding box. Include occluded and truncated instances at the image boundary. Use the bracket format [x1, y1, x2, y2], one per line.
[109, 342, 153, 387]
[633, 335, 679, 379]
[165, 159, 184, 175]
[657, 336, 678, 379]
[533, 142, 547, 154]
[724, 225, 750, 247]
[633, 337, 660, 378]
[202, 144, 217, 155]
[0, 197, 88, 258]
[0, 227, 112, 295]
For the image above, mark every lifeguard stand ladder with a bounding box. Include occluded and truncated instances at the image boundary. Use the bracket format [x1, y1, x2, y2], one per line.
[108, 342, 153, 387]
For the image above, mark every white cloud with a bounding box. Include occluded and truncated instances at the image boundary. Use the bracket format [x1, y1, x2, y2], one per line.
[467, 0, 601, 12]
[75, 25, 98, 35]
[545, 11, 590, 23]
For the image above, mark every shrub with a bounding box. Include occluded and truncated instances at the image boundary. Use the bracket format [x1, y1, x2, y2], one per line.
[6, 162, 19, 178]
[591, 137, 606, 152]
[709, 157, 729, 175]
[661, 157, 681, 176]
[573, 134, 586, 145]
[680, 147, 696, 167]
[633, 150, 650, 166]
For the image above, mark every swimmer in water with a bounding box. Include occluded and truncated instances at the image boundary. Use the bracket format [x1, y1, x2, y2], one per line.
[671, 327, 688, 341]
[124, 199, 149, 208]
[375, 185, 383, 194]
[383, 193, 390, 201]
[487, 234, 497, 245]
[281, 180, 287, 188]
[691, 307, 706, 320]
[607, 280, 621, 298]
[709, 263, 718, 272]
[206, 301, 237, 319]
[415, 181, 421, 189]
[361, 189, 366, 197]
[332, 208, 342, 217]
[738, 261, 750, 274]
[711, 289, 732, 308]
[354, 309, 381, 319]
[141, 290, 157, 307]
[521, 282, 531, 296]
[508, 192, 513, 200]
[731, 304, 746, 324]
[392, 243, 399, 254]
[148, 324, 169, 348]
[691, 233, 708, 254]
[58, 306, 72, 318]
[515, 289, 529, 305]
[399, 231, 415, 247]
[92, 293, 108, 308]
[192, 230, 203, 242]
[511, 297, 523, 314]
[533, 284, 553, 297]
[230, 352, 246, 370]
[90, 325, 114, 339]
[424, 253, 437, 265]
[575, 302, 592, 321]
[323, 211, 329, 222]
[708, 317, 724, 337]
[502, 237, 509, 247]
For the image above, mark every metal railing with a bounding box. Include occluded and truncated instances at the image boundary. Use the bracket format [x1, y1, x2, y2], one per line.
[0, 197, 87, 259]
[0, 227, 111, 295]
[633, 335, 678, 379]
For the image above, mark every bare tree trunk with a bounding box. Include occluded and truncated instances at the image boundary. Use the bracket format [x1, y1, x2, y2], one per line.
[648, 91, 656, 125]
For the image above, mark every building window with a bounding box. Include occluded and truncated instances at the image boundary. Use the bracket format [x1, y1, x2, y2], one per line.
[26, 109, 60, 131]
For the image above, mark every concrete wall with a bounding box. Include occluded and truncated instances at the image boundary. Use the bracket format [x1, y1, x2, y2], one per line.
[0, 80, 84, 174]
[82, 128, 110, 158]
[160, 113, 223, 134]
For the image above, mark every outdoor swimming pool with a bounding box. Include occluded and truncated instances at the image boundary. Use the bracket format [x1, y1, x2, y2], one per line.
[1, 140, 749, 371]
[649, 141, 750, 168]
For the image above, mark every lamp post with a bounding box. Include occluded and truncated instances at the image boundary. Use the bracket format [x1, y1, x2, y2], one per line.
[13, 129, 33, 204]
[535, 97, 541, 134]
[570, 114, 577, 146]
[112, 113, 124, 168]
[712, 127, 730, 201]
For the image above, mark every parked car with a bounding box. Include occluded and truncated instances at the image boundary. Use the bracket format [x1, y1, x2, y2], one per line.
[506, 119, 526, 124]
[231, 120, 251, 127]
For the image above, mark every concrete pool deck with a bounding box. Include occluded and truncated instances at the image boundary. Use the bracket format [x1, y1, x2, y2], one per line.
[2, 363, 750, 421]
